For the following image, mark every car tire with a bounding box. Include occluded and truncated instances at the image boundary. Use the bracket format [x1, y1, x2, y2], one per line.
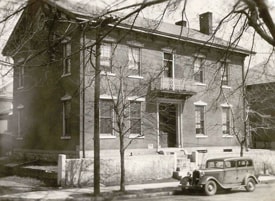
[245, 178, 256, 192]
[204, 180, 217, 196]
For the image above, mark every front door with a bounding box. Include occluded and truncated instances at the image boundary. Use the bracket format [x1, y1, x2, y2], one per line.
[159, 103, 177, 147]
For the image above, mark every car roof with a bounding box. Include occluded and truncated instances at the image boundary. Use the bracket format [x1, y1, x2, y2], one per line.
[206, 157, 253, 161]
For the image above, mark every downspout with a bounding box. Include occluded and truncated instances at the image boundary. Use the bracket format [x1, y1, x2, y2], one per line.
[242, 58, 248, 154]
[81, 24, 87, 158]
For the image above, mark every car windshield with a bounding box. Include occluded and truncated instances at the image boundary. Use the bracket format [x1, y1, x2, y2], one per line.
[206, 160, 224, 169]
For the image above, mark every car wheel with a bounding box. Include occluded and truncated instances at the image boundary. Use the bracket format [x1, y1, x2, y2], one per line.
[245, 178, 256, 192]
[204, 180, 217, 196]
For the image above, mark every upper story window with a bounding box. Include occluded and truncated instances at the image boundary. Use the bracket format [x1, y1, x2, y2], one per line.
[221, 62, 229, 86]
[195, 105, 205, 135]
[62, 96, 72, 138]
[163, 52, 173, 78]
[100, 43, 112, 72]
[100, 99, 114, 135]
[128, 47, 141, 76]
[62, 39, 71, 76]
[18, 65, 24, 88]
[130, 101, 142, 135]
[222, 106, 231, 135]
[194, 57, 204, 83]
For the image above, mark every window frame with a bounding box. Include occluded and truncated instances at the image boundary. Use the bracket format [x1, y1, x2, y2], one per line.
[16, 105, 24, 140]
[61, 96, 72, 139]
[100, 43, 113, 73]
[62, 39, 71, 76]
[129, 101, 142, 137]
[220, 61, 229, 86]
[99, 99, 115, 136]
[195, 105, 205, 135]
[193, 57, 204, 83]
[222, 106, 231, 135]
[163, 52, 174, 78]
[128, 46, 141, 76]
[18, 65, 24, 89]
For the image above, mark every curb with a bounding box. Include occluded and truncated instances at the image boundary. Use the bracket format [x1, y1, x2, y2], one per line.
[67, 190, 176, 201]
[70, 187, 178, 201]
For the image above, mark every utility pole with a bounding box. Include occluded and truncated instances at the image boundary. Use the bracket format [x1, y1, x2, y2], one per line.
[94, 26, 101, 197]
[92, 16, 117, 198]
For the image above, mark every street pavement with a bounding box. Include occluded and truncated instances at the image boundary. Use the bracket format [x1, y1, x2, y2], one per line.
[0, 176, 274, 201]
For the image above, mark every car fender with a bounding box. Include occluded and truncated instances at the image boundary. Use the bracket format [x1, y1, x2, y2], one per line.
[242, 174, 259, 185]
[199, 176, 223, 187]
[180, 176, 192, 185]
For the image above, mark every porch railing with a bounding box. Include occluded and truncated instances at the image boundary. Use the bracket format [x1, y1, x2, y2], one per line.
[152, 77, 195, 92]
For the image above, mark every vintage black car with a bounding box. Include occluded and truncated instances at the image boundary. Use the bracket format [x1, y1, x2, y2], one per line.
[179, 157, 259, 195]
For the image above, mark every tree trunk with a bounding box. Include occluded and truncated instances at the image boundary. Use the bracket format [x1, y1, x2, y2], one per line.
[240, 141, 244, 157]
[120, 135, 126, 192]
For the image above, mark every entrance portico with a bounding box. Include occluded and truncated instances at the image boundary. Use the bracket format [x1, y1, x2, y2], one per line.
[156, 98, 184, 149]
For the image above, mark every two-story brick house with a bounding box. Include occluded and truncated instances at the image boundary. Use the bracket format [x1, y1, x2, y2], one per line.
[246, 59, 275, 149]
[2, 0, 251, 160]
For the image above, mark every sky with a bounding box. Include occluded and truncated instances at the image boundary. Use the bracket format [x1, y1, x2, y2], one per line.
[0, 0, 274, 66]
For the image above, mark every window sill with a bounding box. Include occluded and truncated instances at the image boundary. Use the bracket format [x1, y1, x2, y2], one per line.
[100, 134, 116, 139]
[129, 134, 144, 139]
[195, 82, 206, 86]
[100, 71, 116, 76]
[222, 85, 231, 89]
[196, 134, 208, 138]
[222, 134, 233, 138]
[128, 75, 144, 79]
[61, 73, 71, 78]
[17, 87, 24, 90]
[16, 137, 23, 140]
[61, 136, 71, 140]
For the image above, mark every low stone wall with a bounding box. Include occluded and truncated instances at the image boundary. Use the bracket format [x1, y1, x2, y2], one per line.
[57, 149, 275, 187]
[59, 154, 177, 187]
[12, 149, 77, 162]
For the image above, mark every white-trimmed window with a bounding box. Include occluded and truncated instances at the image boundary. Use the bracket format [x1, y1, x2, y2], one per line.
[100, 43, 112, 72]
[18, 65, 24, 88]
[222, 107, 231, 135]
[163, 52, 173, 78]
[128, 47, 141, 76]
[130, 101, 142, 135]
[62, 96, 72, 138]
[195, 105, 205, 135]
[17, 105, 24, 139]
[62, 39, 71, 76]
[194, 57, 204, 83]
[100, 99, 114, 135]
[221, 62, 229, 86]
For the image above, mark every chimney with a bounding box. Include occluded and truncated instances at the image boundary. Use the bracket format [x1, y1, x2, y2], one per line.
[199, 12, 212, 35]
[175, 20, 187, 27]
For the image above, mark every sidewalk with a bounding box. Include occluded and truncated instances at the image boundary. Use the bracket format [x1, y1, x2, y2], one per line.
[0, 176, 274, 201]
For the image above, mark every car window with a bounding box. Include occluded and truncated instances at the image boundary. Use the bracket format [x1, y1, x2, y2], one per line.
[225, 160, 236, 168]
[237, 160, 246, 167]
[247, 160, 253, 166]
[206, 160, 224, 169]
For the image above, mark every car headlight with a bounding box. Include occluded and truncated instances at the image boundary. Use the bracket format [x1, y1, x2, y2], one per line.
[200, 171, 205, 177]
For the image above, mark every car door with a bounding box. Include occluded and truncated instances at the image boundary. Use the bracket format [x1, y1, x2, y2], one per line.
[223, 160, 237, 184]
[236, 159, 247, 183]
